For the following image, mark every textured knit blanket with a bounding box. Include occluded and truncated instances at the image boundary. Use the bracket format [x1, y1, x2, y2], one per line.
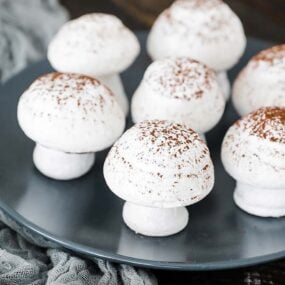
[0, 1, 157, 284]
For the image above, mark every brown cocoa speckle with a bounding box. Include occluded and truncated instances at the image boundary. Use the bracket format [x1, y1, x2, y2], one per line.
[163, 0, 231, 43]
[235, 107, 285, 143]
[145, 58, 216, 101]
[252, 44, 285, 66]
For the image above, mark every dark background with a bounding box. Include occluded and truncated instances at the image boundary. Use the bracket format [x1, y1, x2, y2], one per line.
[60, 1, 285, 284]
[61, 0, 285, 42]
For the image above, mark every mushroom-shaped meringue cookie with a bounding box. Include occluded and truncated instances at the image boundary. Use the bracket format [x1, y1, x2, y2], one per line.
[104, 120, 214, 236]
[131, 58, 225, 138]
[18, 72, 125, 180]
[233, 45, 285, 116]
[221, 107, 285, 217]
[147, 0, 246, 99]
[48, 13, 140, 116]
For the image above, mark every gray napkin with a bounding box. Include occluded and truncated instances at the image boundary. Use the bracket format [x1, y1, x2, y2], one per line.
[0, 0, 67, 82]
[0, 1, 157, 284]
[0, 217, 156, 285]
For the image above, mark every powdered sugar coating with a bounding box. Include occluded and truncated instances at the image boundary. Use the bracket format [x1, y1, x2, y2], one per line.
[147, 0, 246, 71]
[131, 58, 225, 133]
[48, 13, 140, 76]
[18, 73, 125, 153]
[104, 120, 214, 208]
[221, 107, 285, 189]
[233, 45, 285, 116]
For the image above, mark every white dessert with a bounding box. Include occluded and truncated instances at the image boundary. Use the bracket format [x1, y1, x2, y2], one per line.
[221, 107, 285, 217]
[48, 13, 141, 116]
[216, 71, 231, 100]
[147, 0, 246, 99]
[104, 120, 214, 236]
[18, 72, 125, 180]
[233, 45, 285, 116]
[131, 58, 225, 137]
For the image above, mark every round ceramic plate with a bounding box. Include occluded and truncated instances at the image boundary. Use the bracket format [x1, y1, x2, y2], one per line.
[0, 32, 284, 271]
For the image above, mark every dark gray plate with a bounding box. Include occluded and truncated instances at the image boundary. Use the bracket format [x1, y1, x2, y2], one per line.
[0, 32, 284, 271]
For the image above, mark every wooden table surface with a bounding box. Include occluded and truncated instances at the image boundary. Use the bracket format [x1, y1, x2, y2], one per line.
[60, 1, 285, 284]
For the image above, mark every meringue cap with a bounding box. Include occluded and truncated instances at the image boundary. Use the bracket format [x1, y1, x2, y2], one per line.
[131, 57, 225, 133]
[48, 13, 140, 76]
[104, 120, 214, 208]
[147, 0, 246, 71]
[221, 107, 285, 189]
[17, 72, 125, 153]
[233, 44, 285, 116]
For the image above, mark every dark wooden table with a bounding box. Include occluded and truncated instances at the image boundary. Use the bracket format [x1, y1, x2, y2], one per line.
[60, 1, 285, 284]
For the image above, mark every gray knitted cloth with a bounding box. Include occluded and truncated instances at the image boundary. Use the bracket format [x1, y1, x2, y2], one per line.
[0, 1, 157, 284]
[0, 219, 156, 285]
[0, 0, 67, 82]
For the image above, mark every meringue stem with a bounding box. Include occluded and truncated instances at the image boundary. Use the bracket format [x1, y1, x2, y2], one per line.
[216, 71, 230, 100]
[123, 201, 189, 237]
[33, 144, 95, 180]
[97, 74, 129, 116]
[234, 182, 285, 217]
[199, 133, 206, 141]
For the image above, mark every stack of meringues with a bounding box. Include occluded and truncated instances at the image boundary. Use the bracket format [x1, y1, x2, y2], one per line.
[17, 0, 285, 237]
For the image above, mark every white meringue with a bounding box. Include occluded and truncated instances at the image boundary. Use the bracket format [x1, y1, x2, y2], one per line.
[147, 0, 246, 99]
[233, 45, 285, 116]
[33, 145, 95, 180]
[147, 0, 246, 71]
[97, 74, 129, 116]
[131, 58, 225, 135]
[104, 120, 214, 236]
[234, 183, 285, 218]
[216, 71, 230, 100]
[123, 202, 189, 237]
[48, 13, 141, 115]
[18, 72, 125, 180]
[221, 107, 285, 217]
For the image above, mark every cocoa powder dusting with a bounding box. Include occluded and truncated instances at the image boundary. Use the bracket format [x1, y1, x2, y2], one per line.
[138, 120, 200, 148]
[236, 107, 285, 143]
[27, 72, 114, 115]
[134, 120, 211, 172]
[54, 72, 100, 87]
[145, 58, 215, 101]
[174, 0, 222, 10]
[252, 44, 285, 65]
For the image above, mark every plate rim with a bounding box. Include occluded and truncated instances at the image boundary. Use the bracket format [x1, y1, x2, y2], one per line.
[1, 40, 285, 270]
[1, 197, 285, 271]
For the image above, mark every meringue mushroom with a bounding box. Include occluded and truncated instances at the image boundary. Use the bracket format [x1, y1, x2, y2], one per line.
[104, 120, 214, 236]
[221, 107, 285, 217]
[48, 13, 141, 116]
[147, 0, 246, 99]
[131, 58, 225, 138]
[216, 72, 231, 101]
[233, 44, 285, 116]
[17, 72, 125, 180]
